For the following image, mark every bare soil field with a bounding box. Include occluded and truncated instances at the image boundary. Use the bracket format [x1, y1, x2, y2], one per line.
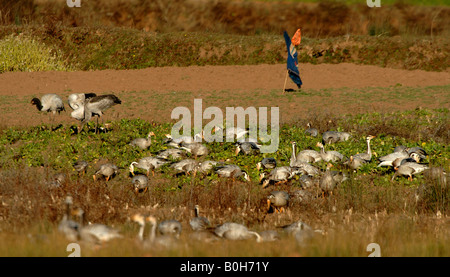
[1, 63, 449, 128]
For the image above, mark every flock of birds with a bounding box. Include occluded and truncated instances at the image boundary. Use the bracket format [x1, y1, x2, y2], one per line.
[31, 92, 446, 249]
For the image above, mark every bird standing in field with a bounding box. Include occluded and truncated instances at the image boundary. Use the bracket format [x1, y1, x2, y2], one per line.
[320, 163, 337, 197]
[80, 94, 121, 133]
[215, 164, 251, 182]
[72, 208, 122, 244]
[260, 166, 301, 188]
[93, 163, 118, 181]
[392, 161, 429, 181]
[267, 191, 290, 213]
[290, 141, 322, 163]
[129, 156, 170, 177]
[30, 93, 65, 127]
[256, 157, 277, 171]
[132, 174, 149, 194]
[73, 160, 89, 176]
[189, 205, 211, 231]
[353, 135, 376, 162]
[129, 131, 156, 150]
[316, 142, 346, 163]
[58, 195, 80, 241]
[179, 142, 209, 158]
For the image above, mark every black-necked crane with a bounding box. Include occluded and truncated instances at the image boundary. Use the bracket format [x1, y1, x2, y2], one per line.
[31, 93, 65, 127]
[80, 94, 121, 133]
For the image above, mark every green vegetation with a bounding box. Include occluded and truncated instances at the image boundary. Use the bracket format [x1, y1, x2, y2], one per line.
[0, 33, 70, 73]
[0, 26, 448, 72]
[0, 108, 448, 256]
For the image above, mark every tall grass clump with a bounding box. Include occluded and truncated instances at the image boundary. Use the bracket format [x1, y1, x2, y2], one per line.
[0, 33, 69, 73]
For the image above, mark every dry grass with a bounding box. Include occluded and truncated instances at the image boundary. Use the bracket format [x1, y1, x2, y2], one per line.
[1, 0, 448, 37]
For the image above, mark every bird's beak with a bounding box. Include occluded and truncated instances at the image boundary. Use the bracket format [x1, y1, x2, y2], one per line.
[92, 175, 96, 181]
[267, 199, 271, 210]
[235, 147, 240, 155]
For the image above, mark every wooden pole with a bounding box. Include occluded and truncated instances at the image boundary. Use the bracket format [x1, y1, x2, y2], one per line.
[282, 70, 288, 93]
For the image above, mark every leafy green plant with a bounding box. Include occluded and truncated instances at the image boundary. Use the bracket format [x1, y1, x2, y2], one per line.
[0, 33, 69, 73]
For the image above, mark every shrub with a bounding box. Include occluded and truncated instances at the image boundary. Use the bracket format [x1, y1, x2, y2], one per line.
[0, 33, 69, 73]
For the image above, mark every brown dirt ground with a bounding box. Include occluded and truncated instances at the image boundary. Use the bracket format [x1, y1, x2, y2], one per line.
[0, 63, 449, 128]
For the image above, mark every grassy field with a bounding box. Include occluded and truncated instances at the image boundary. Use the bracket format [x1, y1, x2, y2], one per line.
[0, 0, 448, 259]
[0, 100, 448, 256]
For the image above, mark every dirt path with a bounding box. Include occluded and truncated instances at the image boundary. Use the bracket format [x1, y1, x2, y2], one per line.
[0, 63, 449, 128]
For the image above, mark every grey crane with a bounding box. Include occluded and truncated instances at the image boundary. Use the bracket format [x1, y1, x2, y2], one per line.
[68, 93, 97, 110]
